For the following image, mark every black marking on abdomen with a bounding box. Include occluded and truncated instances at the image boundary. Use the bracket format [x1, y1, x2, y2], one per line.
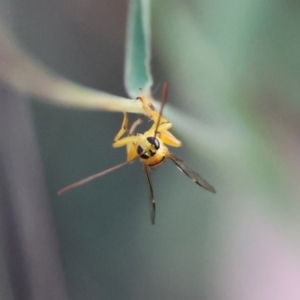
[137, 145, 149, 159]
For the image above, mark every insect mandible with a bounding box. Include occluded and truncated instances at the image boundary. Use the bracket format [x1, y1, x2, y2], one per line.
[58, 84, 216, 224]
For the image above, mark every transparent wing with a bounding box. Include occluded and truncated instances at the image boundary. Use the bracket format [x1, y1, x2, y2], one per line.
[168, 154, 216, 193]
[58, 161, 129, 195]
[143, 164, 156, 224]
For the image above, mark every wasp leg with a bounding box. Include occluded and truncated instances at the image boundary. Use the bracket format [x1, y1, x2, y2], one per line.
[146, 117, 169, 136]
[112, 135, 137, 148]
[156, 122, 172, 132]
[143, 164, 156, 225]
[127, 141, 138, 162]
[137, 92, 168, 124]
[158, 130, 182, 147]
[128, 116, 144, 135]
[145, 122, 181, 147]
[113, 112, 128, 143]
[137, 95, 157, 121]
[113, 135, 139, 162]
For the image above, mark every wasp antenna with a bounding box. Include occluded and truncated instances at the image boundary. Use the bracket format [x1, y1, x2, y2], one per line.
[58, 161, 130, 195]
[143, 164, 156, 224]
[154, 83, 169, 136]
[167, 154, 216, 194]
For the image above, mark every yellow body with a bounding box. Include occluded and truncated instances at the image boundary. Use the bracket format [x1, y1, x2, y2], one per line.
[112, 94, 181, 166]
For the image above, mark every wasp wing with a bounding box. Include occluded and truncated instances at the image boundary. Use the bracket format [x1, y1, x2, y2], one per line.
[168, 155, 216, 193]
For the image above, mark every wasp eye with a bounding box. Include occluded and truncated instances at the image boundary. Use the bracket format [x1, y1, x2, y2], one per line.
[137, 145, 149, 159]
[147, 137, 160, 150]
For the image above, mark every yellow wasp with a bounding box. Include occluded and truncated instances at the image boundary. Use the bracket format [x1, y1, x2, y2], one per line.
[58, 84, 216, 224]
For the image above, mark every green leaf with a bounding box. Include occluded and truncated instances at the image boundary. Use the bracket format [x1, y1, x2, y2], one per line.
[124, 0, 153, 98]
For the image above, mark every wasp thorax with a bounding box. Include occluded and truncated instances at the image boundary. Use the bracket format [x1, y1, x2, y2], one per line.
[137, 137, 160, 159]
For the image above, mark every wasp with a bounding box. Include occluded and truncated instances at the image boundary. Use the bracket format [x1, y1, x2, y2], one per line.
[58, 84, 216, 224]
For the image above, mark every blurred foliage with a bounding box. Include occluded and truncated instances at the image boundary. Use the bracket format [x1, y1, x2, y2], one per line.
[125, 0, 153, 97]
[1, 0, 300, 299]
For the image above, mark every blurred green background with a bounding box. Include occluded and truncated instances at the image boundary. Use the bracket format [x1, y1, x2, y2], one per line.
[1, 0, 300, 299]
